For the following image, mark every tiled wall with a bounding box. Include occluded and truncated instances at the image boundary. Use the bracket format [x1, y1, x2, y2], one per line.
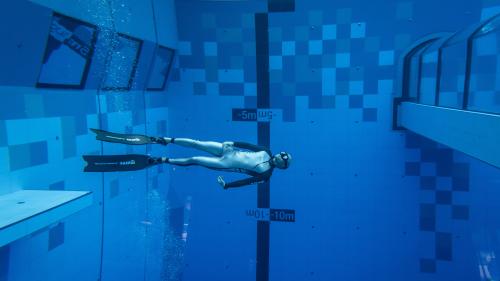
[0, 0, 178, 281]
[171, 0, 500, 281]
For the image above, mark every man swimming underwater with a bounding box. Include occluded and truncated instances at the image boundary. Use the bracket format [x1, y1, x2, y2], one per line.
[83, 129, 292, 189]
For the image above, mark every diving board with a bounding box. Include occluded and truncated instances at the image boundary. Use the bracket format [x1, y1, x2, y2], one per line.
[0, 190, 93, 247]
[398, 102, 500, 168]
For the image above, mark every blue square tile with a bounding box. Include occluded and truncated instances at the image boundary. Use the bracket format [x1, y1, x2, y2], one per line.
[336, 53, 350, 68]
[193, 82, 206, 95]
[268, 0, 295, 12]
[363, 108, 378, 122]
[244, 83, 257, 96]
[322, 24, 337, 40]
[379, 50, 395, 66]
[436, 191, 452, 205]
[452, 205, 469, 220]
[30, 140, 47, 166]
[405, 162, 420, 176]
[420, 259, 436, 273]
[110, 180, 119, 198]
[421, 163, 437, 176]
[351, 22, 366, 38]
[270, 56, 283, 70]
[48, 223, 65, 251]
[204, 42, 217, 56]
[349, 81, 364, 94]
[420, 203, 436, 231]
[0, 121, 6, 147]
[435, 232, 452, 260]
[420, 176, 436, 190]
[308, 40, 323, 55]
[219, 83, 244, 96]
[452, 176, 469, 191]
[49, 181, 65, 191]
[178, 41, 192, 56]
[378, 79, 394, 94]
[0, 246, 9, 281]
[282, 41, 296, 56]
[349, 95, 363, 108]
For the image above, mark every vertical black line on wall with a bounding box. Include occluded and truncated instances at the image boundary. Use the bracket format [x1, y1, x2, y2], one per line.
[462, 38, 474, 110]
[255, 12, 271, 281]
[434, 49, 444, 106]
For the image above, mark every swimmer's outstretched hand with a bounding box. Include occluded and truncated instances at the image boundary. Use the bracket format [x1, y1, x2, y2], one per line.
[217, 176, 226, 188]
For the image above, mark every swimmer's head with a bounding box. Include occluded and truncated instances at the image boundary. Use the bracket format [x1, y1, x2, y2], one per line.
[272, 152, 292, 169]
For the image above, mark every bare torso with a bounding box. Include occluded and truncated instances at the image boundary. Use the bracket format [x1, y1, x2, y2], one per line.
[221, 143, 272, 174]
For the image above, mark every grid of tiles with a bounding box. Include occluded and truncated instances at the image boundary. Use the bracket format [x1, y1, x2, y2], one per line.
[469, 29, 500, 114]
[404, 132, 470, 273]
[174, 12, 257, 98]
[438, 43, 468, 109]
[267, 9, 395, 122]
[173, 6, 402, 123]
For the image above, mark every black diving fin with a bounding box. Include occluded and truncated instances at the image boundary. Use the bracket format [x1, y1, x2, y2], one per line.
[90, 128, 168, 145]
[83, 154, 167, 172]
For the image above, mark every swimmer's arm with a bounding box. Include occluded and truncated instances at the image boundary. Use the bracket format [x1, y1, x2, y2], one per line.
[231, 141, 271, 154]
[221, 175, 267, 189]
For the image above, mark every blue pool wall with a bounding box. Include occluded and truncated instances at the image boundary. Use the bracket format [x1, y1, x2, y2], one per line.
[169, 1, 500, 281]
[1, 0, 500, 281]
[0, 0, 179, 281]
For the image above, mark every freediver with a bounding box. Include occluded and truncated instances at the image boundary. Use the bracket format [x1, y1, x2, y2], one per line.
[83, 129, 292, 189]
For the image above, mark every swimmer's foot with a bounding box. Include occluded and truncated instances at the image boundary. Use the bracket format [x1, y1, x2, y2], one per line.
[90, 128, 171, 146]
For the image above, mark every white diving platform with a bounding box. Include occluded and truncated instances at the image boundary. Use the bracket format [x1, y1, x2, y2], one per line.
[0, 190, 93, 247]
[398, 102, 500, 168]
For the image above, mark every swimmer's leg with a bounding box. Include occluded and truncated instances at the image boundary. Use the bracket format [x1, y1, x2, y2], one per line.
[167, 156, 228, 169]
[166, 138, 224, 156]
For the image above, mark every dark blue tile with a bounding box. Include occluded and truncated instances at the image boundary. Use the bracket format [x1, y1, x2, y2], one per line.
[30, 141, 48, 166]
[420, 176, 436, 190]
[452, 163, 469, 191]
[363, 108, 378, 122]
[435, 232, 452, 261]
[268, 0, 295, 13]
[420, 204, 435, 231]
[436, 191, 452, 205]
[245, 96, 257, 108]
[308, 55, 322, 69]
[452, 205, 469, 220]
[0, 246, 9, 281]
[420, 258, 436, 273]
[0, 121, 6, 147]
[219, 83, 244, 96]
[48, 223, 65, 251]
[349, 95, 363, 108]
[405, 162, 420, 176]
[193, 82, 207, 95]
[49, 181, 65, 190]
[452, 177, 469, 191]
[110, 179, 119, 198]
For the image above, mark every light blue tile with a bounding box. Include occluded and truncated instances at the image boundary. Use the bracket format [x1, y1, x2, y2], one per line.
[378, 79, 394, 94]
[308, 40, 323, 55]
[204, 42, 217, 56]
[379, 50, 395, 66]
[336, 53, 350, 68]
[351, 22, 366, 38]
[322, 24, 337, 40]
[349, 81, 364, 95]
[322, 68, 336, 95]
[178, 41, 192, 56]
[244, 83, 257, 96]
[282, 41, 296, 56]
[270, 56, 283, 70]
[218, 69, 244, 83]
